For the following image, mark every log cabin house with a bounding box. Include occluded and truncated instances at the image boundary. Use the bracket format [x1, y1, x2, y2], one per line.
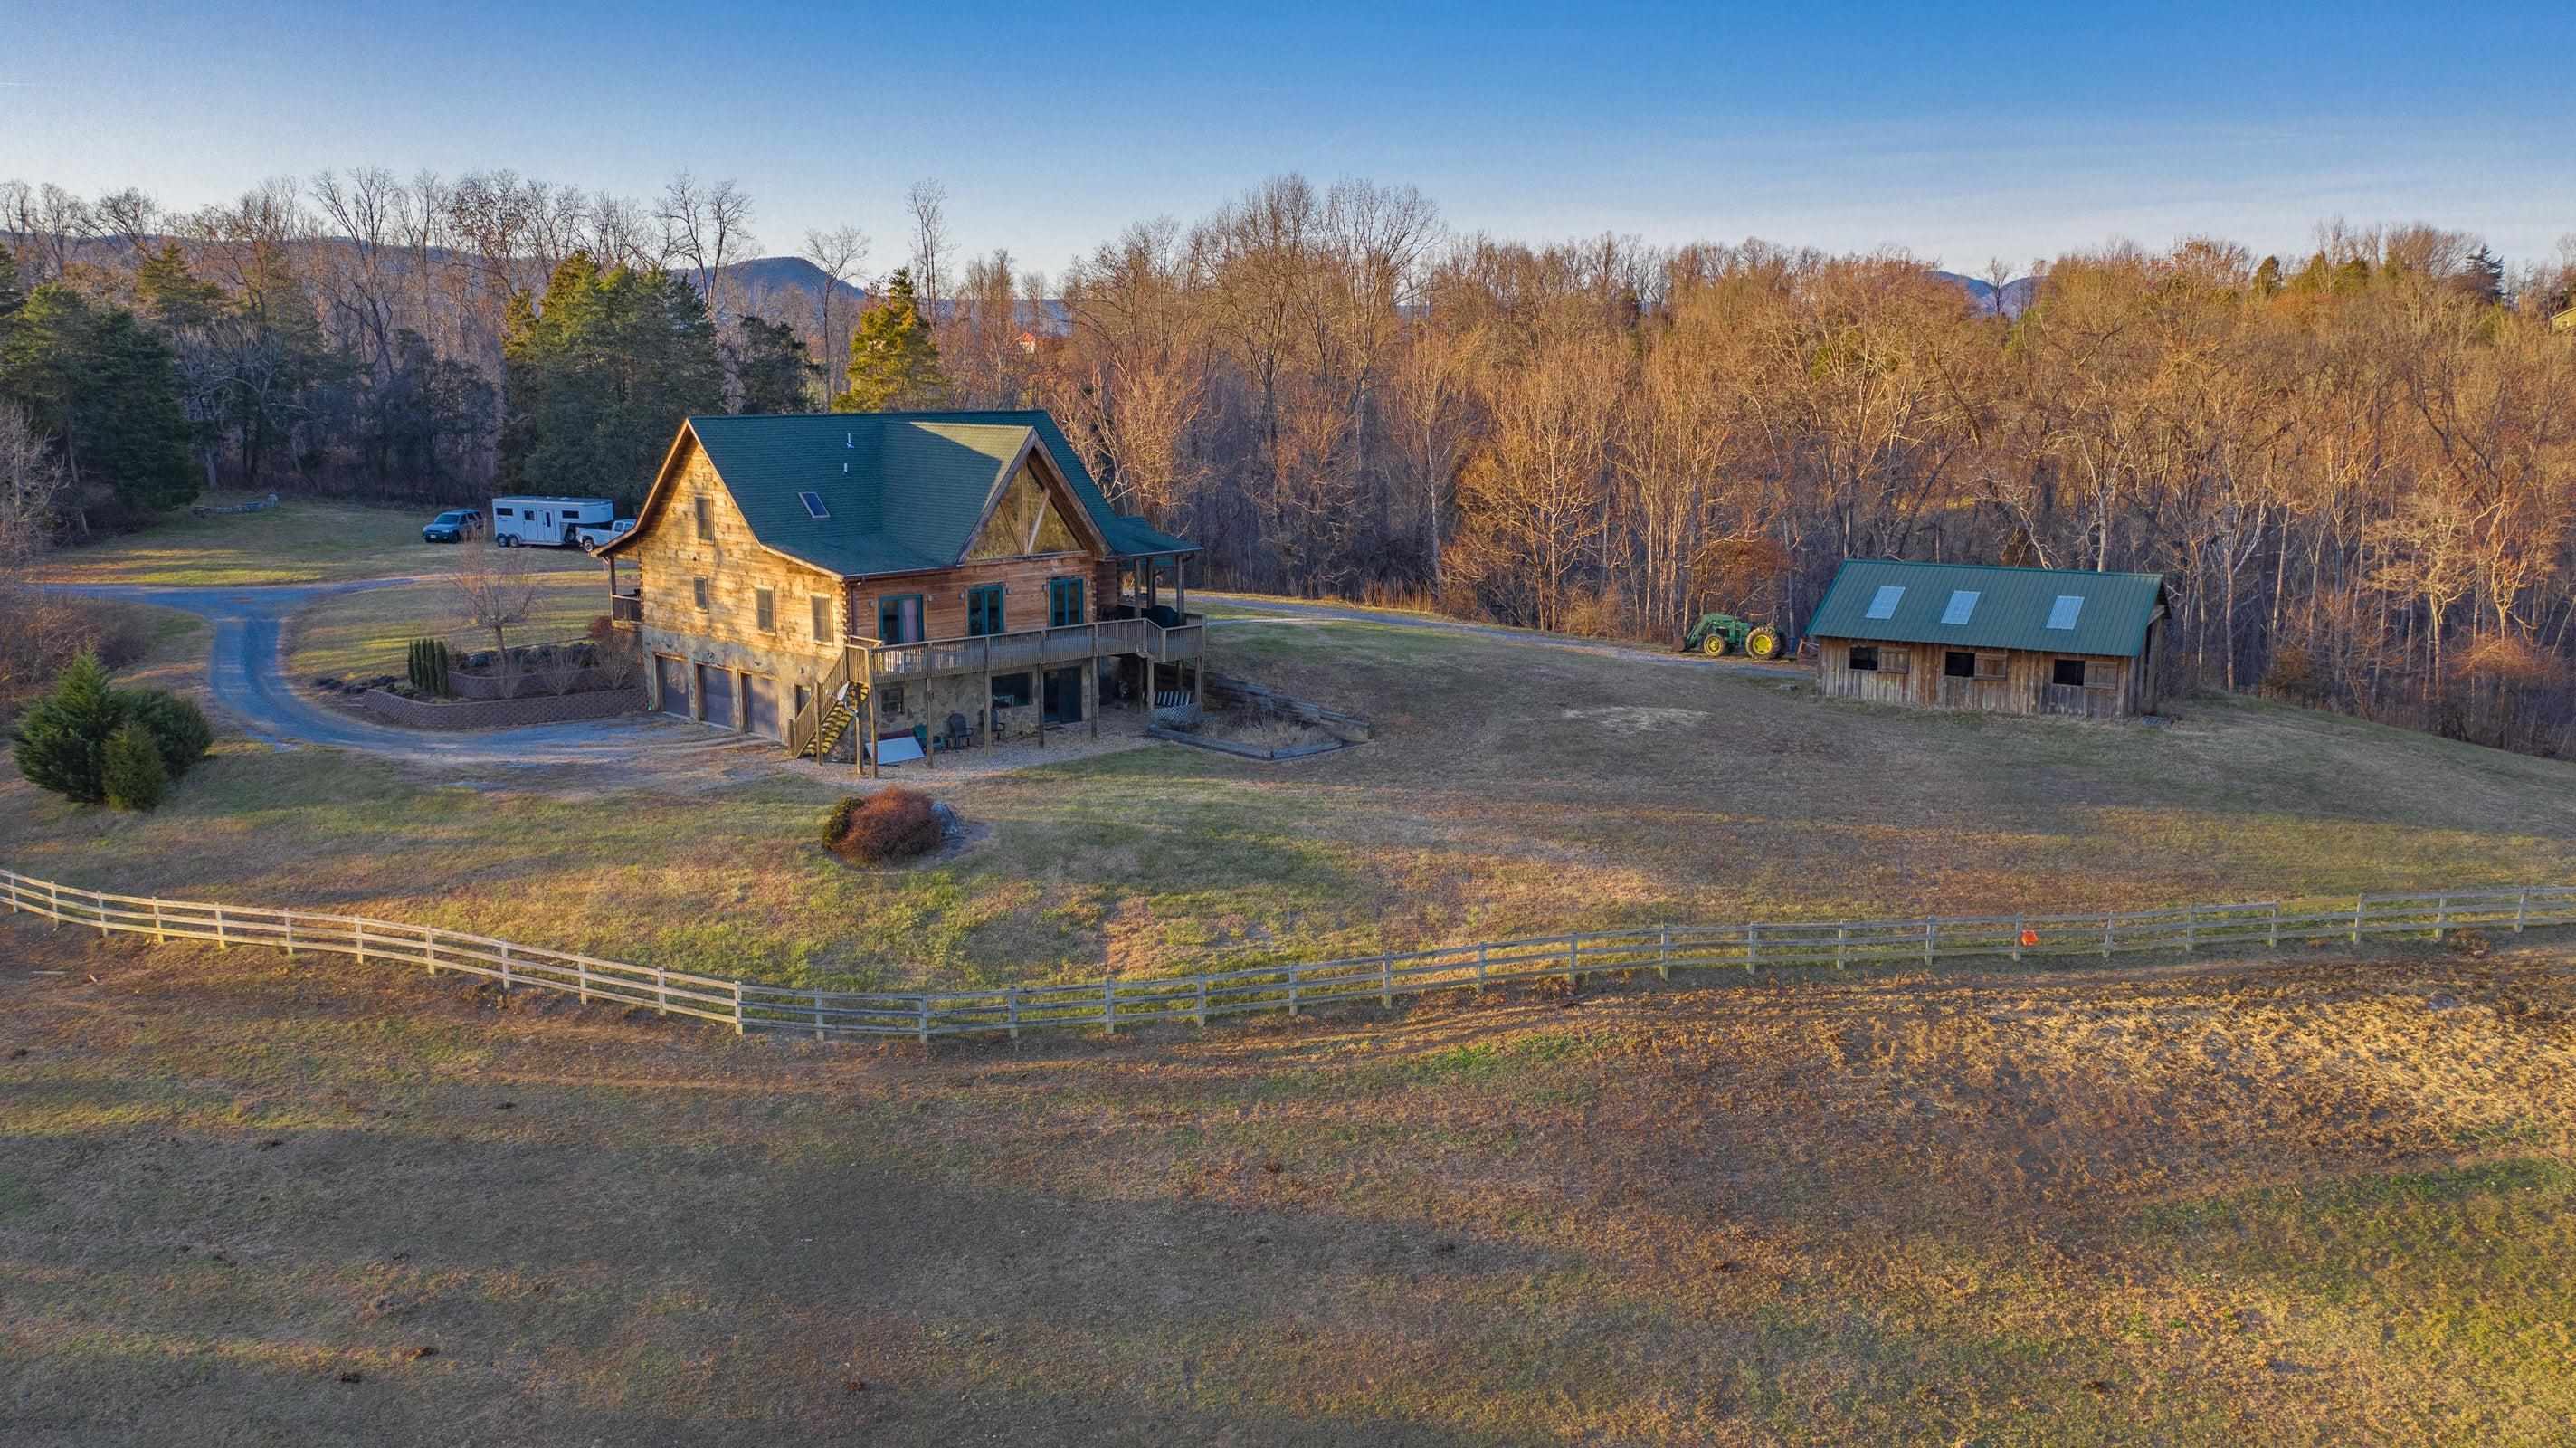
[595, 410, 1203, 772]
[1807, 558, 2168, 717]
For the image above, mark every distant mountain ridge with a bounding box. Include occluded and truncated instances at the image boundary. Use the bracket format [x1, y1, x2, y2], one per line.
[1929, 271, 2040, 319]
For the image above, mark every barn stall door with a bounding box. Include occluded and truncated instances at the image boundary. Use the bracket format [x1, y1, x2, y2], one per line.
[697, 664, 737, 729]
[657, 655, 691, 717]
[744, 675, 783, 740]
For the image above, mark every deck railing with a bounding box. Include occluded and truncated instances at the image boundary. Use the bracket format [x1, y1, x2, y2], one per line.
[7, 867, 2569, 1046]
[863, 614, 1202, 679]
[608, 592, 642, 625]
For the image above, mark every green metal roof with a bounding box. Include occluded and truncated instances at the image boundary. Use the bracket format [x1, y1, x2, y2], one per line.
[613, 409, 1197, 578]
[1808, 558, 2166, 657]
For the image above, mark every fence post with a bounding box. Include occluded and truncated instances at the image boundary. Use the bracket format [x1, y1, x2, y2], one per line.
[2352, 896, 2364, 946]
[2101, 912, 2113, 959]
[1835, 925, 1849, 971]
[816, 988, 830, 1042]
[2011, 914, 2024, 963]
[48, 878, 61, 929]
[1745, 923, 1760, 974]
[1288, 967, 1300, 1019]
[2433, 894, 2449, 940]
[421, 924, 433, 976]
[97, 890, 110, 938]
[733, 980, 745, 1035]
[575, 957, 589, 1004]
[655, 967, 669, 1015]
[1193, 977, 1207, 1028]
[152, 898, 166, 945]
[354, 918, 366, 965]
[498, 941, 511, 991]
[282, 912, 295, 959]
[1565, 936, 1578, 986]
[2514, 889, 2529, 935]
[916, 994, 930, 1044]
[1103, 978, 1117, 1035]
[1923, 919, 1935, 967]
[1381, 951, 1394, 1007]
[1658, 927, 1671, 981]
[2267, 902, 2281, 949]
[1474, 944, 1487, 993]
[2183, 904, 2196, 954]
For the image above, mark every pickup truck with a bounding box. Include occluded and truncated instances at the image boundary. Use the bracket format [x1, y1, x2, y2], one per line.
[574, 518, 636, 550]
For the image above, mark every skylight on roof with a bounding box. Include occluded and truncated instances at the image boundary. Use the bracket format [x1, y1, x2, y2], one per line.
[2046, 595, 2084, 630]
[1865, 586, 1905, 620]
[1940, 590, 1980, 625]
[798, 491, 829, 519]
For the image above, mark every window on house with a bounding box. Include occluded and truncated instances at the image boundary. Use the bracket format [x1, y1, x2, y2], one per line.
[1940, 589, 1981, 625]
[990, 672, 1032, 708]
[1865, 585, 1905, 620]
[1944, 650, 1977, 679]
[1048, 576, 1086, 628]
[2046, 595, 2084, 631]
[694, 494, 713, 540]
[877, 594, 923, 644]
[879, 683, 906, 715]
[1849, 645, 1880, 672]
[967, 584, 1005, 637]
[755, 587, 776, 633]
[811, 595, 832, 640]
[2053, 658, 2087, 687]
[692, 576, 709, 611]
[798, 491, 829, 519]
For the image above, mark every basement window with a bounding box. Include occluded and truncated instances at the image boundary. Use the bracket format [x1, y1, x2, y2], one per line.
[1940, 589, 1981, 625]
[799, 491, 829, 519]
[1849, 645, 1880, 672]
[1864, 585, 1905, 620]
[2053, 658, 2087, 687]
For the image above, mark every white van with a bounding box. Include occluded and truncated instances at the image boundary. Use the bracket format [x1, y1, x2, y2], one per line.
[490, 496, 618, 548]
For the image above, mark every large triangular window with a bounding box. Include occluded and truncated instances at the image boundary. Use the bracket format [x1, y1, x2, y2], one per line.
[964, 462, 1085, 560]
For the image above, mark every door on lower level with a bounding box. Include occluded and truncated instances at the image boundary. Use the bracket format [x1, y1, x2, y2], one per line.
[657, 655, 690, 717]
[744, 675, 783, 740]
[1042, 665, 1084, 725]
[697, 664, 736, 729]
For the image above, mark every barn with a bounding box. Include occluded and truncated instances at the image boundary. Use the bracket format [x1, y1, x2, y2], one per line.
[1807, 559, 2169, 717]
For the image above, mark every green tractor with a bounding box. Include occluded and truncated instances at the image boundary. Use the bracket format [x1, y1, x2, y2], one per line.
[1680, 612, 1784, 660]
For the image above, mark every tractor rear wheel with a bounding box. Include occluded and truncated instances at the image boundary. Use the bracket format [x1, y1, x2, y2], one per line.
[1745, 627, 1782, 660]
[1700, 634, 1728, 657]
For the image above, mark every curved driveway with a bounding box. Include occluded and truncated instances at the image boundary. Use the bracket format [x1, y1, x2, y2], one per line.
[56, 581, 756, 767]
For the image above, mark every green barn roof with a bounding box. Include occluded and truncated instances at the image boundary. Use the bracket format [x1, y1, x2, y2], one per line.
[1808, 559, 2166, 657]
[604, 409, 1194, 578]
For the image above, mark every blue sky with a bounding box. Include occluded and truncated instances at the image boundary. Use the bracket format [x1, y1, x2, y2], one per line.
[8, 0, 2573, 278]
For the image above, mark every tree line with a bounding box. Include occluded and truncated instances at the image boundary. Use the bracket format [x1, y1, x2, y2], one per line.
[7, 173, 2576, 756]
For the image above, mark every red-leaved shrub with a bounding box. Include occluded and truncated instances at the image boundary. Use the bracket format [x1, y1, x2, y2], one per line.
[822, 787, 945, 863]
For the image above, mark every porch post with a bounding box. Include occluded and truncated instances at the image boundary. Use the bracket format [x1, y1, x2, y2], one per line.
[863, 648, 879, 780]
[1175, 556, 1186, 616]
[1090, 621, 1101, 738]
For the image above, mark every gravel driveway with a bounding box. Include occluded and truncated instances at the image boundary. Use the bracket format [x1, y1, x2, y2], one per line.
[52, 580, 757, 767]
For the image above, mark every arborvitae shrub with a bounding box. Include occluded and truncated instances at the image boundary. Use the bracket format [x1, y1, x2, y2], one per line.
[102, 721, 167, 812]
[120, 689, 212, 778]
[10, 653, 122, 804]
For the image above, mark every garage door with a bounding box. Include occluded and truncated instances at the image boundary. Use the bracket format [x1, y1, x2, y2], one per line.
[744, 675, 783, 741]
[697, 664, 736, 729]
[657, 656, 690, 717]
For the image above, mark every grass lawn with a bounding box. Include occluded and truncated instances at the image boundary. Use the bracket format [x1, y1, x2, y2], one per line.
[2, 927, 2570, 1444]
[284, 570, 613, 682]
[42, 492, 596, 587]
[5, 615, 2574, 996]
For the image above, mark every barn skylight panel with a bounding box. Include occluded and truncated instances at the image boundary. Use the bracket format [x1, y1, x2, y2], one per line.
[799, 491, 830, 519]
[2046, 595, 2084, 630]
[1865, 586, 1905, 619]
[1940, 590, 1981, 625]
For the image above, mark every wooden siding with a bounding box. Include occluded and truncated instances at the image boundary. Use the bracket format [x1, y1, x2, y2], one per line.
[848, 554, 1107, 643]
[1816, 631, 2158, 718]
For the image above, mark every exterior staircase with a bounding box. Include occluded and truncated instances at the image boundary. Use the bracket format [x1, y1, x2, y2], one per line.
[802, 691, 858, 760]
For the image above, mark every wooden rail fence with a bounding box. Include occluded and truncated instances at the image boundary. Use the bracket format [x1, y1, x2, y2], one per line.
[7, 867, 2571, 1044]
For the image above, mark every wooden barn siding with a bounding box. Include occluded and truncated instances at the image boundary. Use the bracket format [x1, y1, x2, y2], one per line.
[1817, 639, 2142, 718]
[630, 442, 843, 721]
[845, 553, 1107, 643]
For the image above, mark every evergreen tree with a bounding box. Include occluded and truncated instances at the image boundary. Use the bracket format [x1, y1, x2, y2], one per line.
[2251, 256, 2283, 298]
[2455, 245, 2505, 306]
[10, 653, 124, 804]
[729, 315, 821, 414]
[832, 269, 950, 412]
[101, 721, 167, 812]
[500, 252, 723, 508]
[0, 285, 195, 514]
